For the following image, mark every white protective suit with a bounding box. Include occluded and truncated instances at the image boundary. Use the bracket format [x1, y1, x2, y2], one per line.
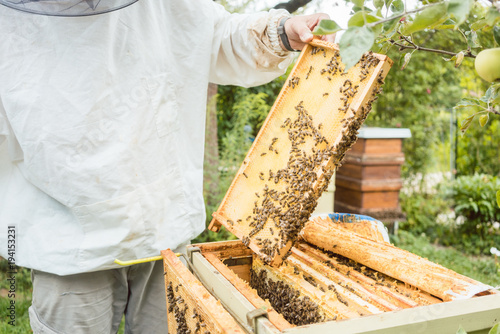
[0, 1, 292, 275]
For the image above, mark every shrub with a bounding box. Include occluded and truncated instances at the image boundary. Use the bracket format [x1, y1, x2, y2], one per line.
[451, 174, 500, 238]
[400, 173, 500, 255]
[399, 174, 453, 239]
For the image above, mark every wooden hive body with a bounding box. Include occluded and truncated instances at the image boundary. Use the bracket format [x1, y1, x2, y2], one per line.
[174, 235, 498, 333]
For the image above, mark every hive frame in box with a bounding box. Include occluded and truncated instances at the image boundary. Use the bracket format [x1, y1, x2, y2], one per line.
[184, 242, 500, 334]
[209, 39, 393, 267]
[162, 249, 247, 333]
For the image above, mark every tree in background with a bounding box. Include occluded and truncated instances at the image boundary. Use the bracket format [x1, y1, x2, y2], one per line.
[314, 0, 499, 125]
[367, 28, 463, 176]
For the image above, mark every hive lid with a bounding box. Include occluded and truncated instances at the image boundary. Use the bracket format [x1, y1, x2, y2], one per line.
[208, 39, 393, 267]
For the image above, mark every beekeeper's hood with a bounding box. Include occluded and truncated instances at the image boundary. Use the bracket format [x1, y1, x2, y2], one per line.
[0, 0, 138, 16]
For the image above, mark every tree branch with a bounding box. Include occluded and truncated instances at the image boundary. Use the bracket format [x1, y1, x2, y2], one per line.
[488, 107, 500, 115]
[367, 2, 440, 29]
[389, 38, 477, 58]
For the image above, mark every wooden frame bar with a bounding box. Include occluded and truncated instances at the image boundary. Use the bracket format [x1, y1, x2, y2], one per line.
[301, 218, 492, 301]
[162, 249, 245, 333]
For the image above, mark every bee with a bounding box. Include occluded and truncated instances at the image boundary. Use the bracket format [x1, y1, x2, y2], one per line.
[306, 65, 313, 79]
[243, 172, 248, 178]
[261, 152, 267, 156]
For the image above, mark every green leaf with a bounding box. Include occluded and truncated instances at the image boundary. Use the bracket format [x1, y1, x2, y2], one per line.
[454, 98, 484, 109]
[374, 0, 384, 10]
[403, 3, 448, 35]
[485, 7, 500, 27]
[390, 0, 404, 14]
[482, 87, 493, 102]
[496, 191, 500, 209]
[465, 30, 481, 49]
[481, 85, 500, 104]
[460, 115, 475, 134]
[489, 323, 500, 334]
[435, 18, 457, 30]
[443, 55, 457, 62]
[479, 114, 489, 127]
[401, 52, 412, 70]
[339, 26, 375, 70]
[383, 17, 399, 33]
[384, 0, 393, 8]
[312, 19, 343, 35]
[351, 0, 365, 7]
[348, 11, 381, 27]
[470, 19, 487, 31]
[494, 26, 500, 46]
[447, 0, 473, 26]
[457, 325, 467, 334]
[491, 84, 500, 104]
[455, 51, 464, 68]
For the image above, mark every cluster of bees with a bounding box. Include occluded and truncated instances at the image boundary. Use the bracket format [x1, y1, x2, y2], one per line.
[310, 46, 327, 57]
[247, 101, 334, 262]
[320, 50, 343, 79]
[324, 249, 436, 305]
[239, 49, 387, 266]
[358, 51, 380, 82]
[167, 282, 210, 334]
[250, 267, 324, 326]
[288, 75, 300, 89]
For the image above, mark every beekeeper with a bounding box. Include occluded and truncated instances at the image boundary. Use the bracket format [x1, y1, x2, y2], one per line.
[0, 1, 334, 332]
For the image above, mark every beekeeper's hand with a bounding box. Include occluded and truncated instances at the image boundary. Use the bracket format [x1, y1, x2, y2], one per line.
[284, 13, 336, 51]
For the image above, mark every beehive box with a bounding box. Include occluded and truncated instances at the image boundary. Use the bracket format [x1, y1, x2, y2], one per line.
[162, 41, 500, 333]
[163, 221, 499, 334]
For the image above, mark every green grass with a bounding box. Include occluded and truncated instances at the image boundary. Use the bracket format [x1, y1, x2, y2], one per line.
[391, 230, 500, 287]
[0, 261, 32, 333]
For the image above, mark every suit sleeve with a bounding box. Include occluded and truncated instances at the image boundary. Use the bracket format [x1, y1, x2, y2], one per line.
[208, 3, 294, 87]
